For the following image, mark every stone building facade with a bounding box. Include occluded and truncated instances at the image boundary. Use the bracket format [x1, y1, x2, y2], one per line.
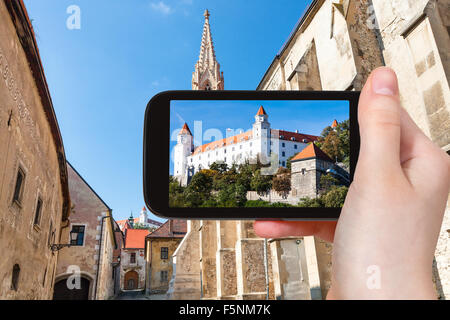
[121, 229, 149, 290]
[145, 220, 186, 294]
[171, 1, 450, 300]
[258, 0, 450, 299]
[0, 0, 70, 300]
[53, 163, 119, 300]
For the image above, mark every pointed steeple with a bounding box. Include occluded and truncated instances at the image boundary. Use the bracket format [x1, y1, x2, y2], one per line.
[179, 123, 192, 136]
[256, 106, 267, 116]
[192, 10, 224, 90]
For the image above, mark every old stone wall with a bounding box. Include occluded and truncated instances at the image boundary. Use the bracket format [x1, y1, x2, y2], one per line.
[0, 1, 65, 300]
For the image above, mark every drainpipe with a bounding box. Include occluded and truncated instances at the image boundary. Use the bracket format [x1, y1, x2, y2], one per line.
[94, 211, 112, 300]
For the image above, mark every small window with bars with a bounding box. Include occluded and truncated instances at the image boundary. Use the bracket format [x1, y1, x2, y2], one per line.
[161, 247, 169, 260]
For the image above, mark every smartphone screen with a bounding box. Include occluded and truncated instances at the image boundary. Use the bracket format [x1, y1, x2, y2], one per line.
[169, 100, 350, 209]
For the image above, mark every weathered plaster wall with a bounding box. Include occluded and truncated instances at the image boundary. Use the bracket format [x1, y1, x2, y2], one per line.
[121, 249, 146, 290]
[0, 1, 64, 300]
[146, 238, 181, 292]
[55, 164, 113, 300]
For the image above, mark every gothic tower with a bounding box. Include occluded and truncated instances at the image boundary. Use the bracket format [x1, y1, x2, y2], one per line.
[192, 9, 224, 90]
[174, 123, 194, 185]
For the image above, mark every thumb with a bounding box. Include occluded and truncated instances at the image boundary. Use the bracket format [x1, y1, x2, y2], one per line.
[357, 67, 402, 179]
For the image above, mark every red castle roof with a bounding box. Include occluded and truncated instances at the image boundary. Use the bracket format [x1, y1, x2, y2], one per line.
[291, 143, 333, 163]
[256, 106, 267, 116]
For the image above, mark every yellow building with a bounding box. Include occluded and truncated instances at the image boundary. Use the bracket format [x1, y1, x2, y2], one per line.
[145, 220, 187, 294]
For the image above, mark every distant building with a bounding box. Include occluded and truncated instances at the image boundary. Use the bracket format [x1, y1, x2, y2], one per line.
[145, 220, 187, 294]
[121, 229, 149, 290]
[117, 207, 163, 232]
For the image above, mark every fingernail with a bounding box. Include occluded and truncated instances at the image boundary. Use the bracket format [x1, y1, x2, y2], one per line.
[371, 67, 398, 96]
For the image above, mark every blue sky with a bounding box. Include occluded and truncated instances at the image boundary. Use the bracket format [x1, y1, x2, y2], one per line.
[24, 0, 314, 222]
[170, 100, 349, 174]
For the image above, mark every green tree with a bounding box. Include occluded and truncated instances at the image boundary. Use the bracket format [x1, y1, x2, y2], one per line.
[319, 173, 340, 194]
[322, 186, 348, 208]
[250, 169, 272, 196]
[298, 197, 324, 207]
[272, 167, 291, 199]
[184, 170, 214, 207]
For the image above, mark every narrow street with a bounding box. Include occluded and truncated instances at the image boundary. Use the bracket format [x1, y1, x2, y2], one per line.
[114, 290, 166, 300]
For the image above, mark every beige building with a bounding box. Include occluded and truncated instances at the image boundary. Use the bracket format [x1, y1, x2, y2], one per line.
[170, 1, 450, 300]
[145, 220, 186, 294]
[0, 0, 71, 300]
[53, 163, 120, 300]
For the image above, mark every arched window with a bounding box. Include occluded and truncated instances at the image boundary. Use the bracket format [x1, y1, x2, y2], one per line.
[11, 264, 20, 291]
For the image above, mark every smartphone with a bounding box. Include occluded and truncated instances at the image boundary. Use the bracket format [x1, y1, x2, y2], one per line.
[143, 91, 360, 220]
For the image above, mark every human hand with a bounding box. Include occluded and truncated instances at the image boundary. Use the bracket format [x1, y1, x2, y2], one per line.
[254, 67, 450, 299]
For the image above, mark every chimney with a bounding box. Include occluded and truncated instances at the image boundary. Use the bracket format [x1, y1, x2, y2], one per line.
[169, 219, 174, 235]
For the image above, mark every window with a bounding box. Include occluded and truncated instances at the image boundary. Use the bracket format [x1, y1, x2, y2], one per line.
[161, 270, 168, 282]
[302, 168, 306, 175]
[12, 168, 25, 205]
[282, 152, 286, 157]
[282, 143, 285, 148]
[70, 225, 85, 246]
[11, 264, 20, 291]
[161, 247, 169, 260]
[294, 144, 298, 149]
[240, 145, 243, 150]
[33, 197, 43, 226]
[282, 161, 286, 167]
[130, 252, 136, 264]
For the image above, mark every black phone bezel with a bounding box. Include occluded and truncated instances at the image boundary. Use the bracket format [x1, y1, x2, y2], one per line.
[143, 90, 360, 220]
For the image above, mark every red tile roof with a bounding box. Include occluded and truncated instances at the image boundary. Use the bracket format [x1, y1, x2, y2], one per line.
[331, 119, 338, 128]
[291, 143, 333, 162]
[256, 106, 267, 116]
[147, 220, 187, 238]
[124, 229, 150, 249]
[192, 130, 253, 155]
[274, 130, 320, 143]
[179, 123, 192, 136]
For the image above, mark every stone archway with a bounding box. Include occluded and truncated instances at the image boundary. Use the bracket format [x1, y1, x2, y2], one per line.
[124, 270, 139, 290]
[53, 276, 91, 300]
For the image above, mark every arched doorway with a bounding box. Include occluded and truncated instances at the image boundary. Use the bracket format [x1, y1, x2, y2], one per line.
[53, 277, 91, 300]
[124, 270, 139, 290]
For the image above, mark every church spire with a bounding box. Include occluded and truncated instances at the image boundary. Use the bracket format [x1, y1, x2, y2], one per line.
[192, 9, 224, 90]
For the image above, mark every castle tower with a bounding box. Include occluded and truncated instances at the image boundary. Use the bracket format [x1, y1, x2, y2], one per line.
[139, 206, 148, 225]
[174, 123, 193, 184]
[252, 106, 271, 164]
[192, 9, 224, 90]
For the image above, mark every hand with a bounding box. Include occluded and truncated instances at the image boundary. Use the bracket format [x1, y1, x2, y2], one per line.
[254, 67, 450, 299]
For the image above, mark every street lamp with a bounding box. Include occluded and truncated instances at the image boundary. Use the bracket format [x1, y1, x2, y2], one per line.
[49, 229, 81, 252]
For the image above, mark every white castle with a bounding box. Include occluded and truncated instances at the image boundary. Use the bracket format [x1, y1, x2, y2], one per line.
[174, 105, 325, 185]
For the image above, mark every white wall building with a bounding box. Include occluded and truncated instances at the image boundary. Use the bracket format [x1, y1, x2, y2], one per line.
[174, 106, 323, 185]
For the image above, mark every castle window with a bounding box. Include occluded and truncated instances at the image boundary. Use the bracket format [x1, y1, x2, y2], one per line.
[12, 167, 25, 206]
[240, 145, 243, 150]
[303, 139, 308, 143]
[302, 169, 306, 175]
[161, 270, 168, 282]
[291, 137, 296, 141]
[33, 197, 43, 226]
[161, 247, 169, 260]
[250, 142, 252, 147]
[11, 264, 20, 291]
[130, 252, 136, 264]
[294, 144, 298, 149]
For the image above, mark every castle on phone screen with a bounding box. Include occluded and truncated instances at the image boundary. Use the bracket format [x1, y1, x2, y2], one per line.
[174, 106, 338, 189]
